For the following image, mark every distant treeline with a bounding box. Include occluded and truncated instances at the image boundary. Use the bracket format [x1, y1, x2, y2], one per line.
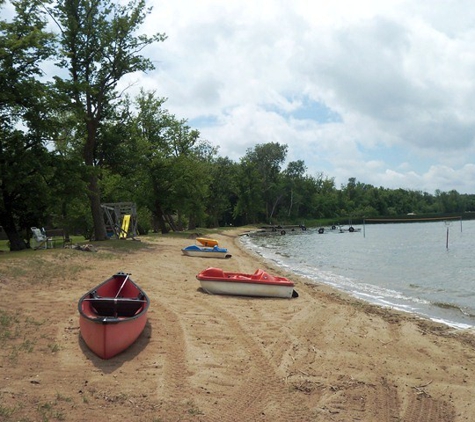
[321, 212, 475, 227]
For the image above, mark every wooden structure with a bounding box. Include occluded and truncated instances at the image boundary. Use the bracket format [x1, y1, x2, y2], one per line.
[101, 202, 138, 239]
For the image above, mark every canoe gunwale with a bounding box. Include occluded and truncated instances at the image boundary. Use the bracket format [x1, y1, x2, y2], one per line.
[78, 272, 150, 323]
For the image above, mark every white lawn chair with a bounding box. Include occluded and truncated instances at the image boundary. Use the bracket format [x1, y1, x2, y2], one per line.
[31, 227, 52, 250]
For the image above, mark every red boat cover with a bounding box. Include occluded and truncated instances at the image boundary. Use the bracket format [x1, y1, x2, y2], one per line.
[197, 267, 294, 287]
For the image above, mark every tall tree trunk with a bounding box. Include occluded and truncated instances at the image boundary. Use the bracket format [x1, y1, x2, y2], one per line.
[153, 200, 169, 234]
[86, 174, 107, 240]
[2, 217, 27, 251]
[84, 120, 107, 241]
[269, 194, 283, 221]
[0, 193, 27, 251]
[187, 213, 196, 230]
[164, 214, 178, 231]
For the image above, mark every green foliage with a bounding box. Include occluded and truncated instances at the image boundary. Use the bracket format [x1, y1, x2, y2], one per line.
[0, 0, 57, 250]
[206, 157, 239, 227]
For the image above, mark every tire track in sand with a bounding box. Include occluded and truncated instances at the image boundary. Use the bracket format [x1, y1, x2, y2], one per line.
[401, 392, 455, 422]
[150, 298, 193, 410]
[179, 294, 312, 422]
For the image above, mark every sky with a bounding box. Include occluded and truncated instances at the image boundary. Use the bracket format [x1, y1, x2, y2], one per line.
[29, 1, 475, 193]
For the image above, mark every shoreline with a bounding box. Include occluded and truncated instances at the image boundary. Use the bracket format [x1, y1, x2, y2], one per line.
[1, 229, 475, 421]
[237, 228, 475, 332]
[232, 230, 464, 333]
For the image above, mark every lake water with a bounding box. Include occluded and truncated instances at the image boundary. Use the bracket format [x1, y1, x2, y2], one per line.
[240, 219, 475, 329]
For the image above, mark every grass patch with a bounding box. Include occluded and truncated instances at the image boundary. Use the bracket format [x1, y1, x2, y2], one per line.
[0, 310, 20, 344]
[0, 392, 73, 422]
[0, 309, 47, 363]
[185, 400, 204, 416]
[49, 343, 60, 353]
[0, 254, 82, 285]
[0, 235, 86, 253]
[0, 403, 18, 419]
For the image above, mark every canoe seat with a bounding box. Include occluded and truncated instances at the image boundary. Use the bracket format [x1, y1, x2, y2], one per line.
[91, 298, 144, 317]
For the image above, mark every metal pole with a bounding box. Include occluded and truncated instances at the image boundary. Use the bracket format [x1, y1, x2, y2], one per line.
[115, 273, 130, 298]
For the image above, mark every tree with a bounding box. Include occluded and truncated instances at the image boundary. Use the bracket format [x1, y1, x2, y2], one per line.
[53, 0, 166, 240]
[154, 117, 216, 231]
[282, 160, 306, 217]
[127, 90, 216, 233]
[206, 157, 238, 227]
[305, 173, 338, 219]
[233, 157, 264, 224]
[0, 0, 56, 250]
[238, 142, 288, 222]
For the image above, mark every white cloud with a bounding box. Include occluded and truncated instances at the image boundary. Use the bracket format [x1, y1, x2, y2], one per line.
[118, 0, 475, 193]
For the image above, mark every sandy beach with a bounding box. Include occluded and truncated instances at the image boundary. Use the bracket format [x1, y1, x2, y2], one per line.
[1, 229, 475, 421]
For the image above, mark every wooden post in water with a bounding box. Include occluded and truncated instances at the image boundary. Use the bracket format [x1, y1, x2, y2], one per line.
[445, 221, 451, 250]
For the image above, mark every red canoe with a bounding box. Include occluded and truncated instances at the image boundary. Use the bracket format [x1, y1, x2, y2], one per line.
[196, 267, 298, 298]
[78, 272, 150, 359]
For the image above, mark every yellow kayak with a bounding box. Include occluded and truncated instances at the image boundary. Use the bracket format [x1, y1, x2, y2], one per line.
[196, 237, 219, 247]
